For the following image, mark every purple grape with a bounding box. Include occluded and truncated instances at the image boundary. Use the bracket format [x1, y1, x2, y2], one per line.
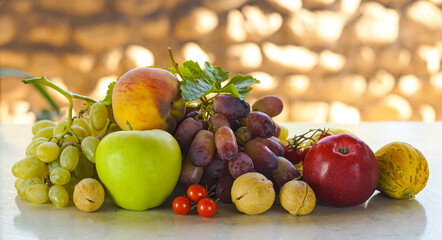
[179, 155, 203, 187]
[216, 175, 235, 203]
[178, 110, 200, 127]
[229, 152, 255, 178]
[246, 111, 276, 138]
[213, 94, 250, 120]
[270, 136, 286, 151]
[199, 120, 209, 130]
[274, 122, 281, 138]
[174, 118, 203, 154]
[234, 127, 252, 146]
[189, 130, 216, 167]
[204, 154, 228, 178]
[252, 95, 283, 117]
[209, 113, 230, 132]
[254, 137, 284, 156]
[229, 119, 242, 132]
[269, 176, 281, 195]
[215, 126, 238, 161]
[199, 171, 217, 189]
[271, 156, 301, 187]
[244, 139, 278, 175]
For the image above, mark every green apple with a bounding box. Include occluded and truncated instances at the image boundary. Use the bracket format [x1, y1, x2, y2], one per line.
[95, 129, 181, 211]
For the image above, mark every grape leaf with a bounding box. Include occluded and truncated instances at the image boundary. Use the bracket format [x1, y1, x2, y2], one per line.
[225, 75, 260, 99]
[174, 60, 258, 103]
[180, 76, 214, 102]
[102, 80, 117, 105]
[204, 62, 230, 85]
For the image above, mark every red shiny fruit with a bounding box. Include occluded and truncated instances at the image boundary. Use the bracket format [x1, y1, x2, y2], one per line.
[283, 145, 303, 165]
[187, 184, 208, 203]
[197, 198, 217, 218]
[172, 196, 191, 215]
[318, 132, 333, 141]
[303, 133, 379, 207]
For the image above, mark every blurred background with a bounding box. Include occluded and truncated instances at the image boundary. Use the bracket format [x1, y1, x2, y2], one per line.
[0, 0, 441, 124]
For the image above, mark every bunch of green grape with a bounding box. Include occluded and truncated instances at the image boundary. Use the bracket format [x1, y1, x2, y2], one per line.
[12, 102, 119, 208]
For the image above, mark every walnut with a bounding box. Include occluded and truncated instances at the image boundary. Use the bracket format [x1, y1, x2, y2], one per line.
[73, 178, 105, 212]
[231, 172, 275, 215]
[280, 180, 316, 215]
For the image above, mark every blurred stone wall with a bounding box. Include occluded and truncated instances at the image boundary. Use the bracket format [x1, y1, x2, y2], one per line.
[1, 0, 442, 123]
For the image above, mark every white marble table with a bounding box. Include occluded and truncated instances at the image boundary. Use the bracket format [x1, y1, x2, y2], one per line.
[1, 122, 441, 239]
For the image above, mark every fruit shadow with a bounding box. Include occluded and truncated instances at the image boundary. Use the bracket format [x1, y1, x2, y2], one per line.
[300, 191, 428, 238]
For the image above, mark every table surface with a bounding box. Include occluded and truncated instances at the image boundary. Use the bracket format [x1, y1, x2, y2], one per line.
[1, 122, 441, 240]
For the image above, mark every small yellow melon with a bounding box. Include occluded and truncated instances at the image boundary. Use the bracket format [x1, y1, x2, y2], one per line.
[375, 142, 429, 199]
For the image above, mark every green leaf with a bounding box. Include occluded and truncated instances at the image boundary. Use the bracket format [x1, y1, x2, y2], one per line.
[204, 62, 230, 85]
[180, 76, 214, 102]
[183, 60, 204, 78]
[225, 75, 260, 99]
[219, 84, 240, 98]
[102, 80, 117, 105]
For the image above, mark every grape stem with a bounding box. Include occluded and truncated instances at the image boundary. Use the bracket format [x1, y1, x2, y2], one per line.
[23, 76, 97, 143]
[168, 48, 217, 129]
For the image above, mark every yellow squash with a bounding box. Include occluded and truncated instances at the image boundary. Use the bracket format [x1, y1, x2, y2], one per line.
[375, 142, 429, 199]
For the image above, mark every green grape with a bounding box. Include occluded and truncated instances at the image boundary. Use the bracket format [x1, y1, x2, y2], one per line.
[90, 102, 108, 131]
[49, 184, 69, 208]
[25, 140, 46, 157]
[96, 134, 106, 141]
[74, 153, 94, 179]
[32, 120, 55, 135]
[60, 146, 79, 171]
[48, 159, 61, 173]
[54, 118, 68, 135]
[31, 137, 48, 143]
[36, 142, 60, 163]
[32, 126, 55, 140]
[50, 167, 71, 185]
[50, 134, 61, 143]
[73, 117, 92, 136]
[26, 183, 49, 204]
[87, 116, 107, 137]
[72, 126, 88, 139]
[64, 176, 80, 200]
[81, 136, 99, 163]
[15, 178, 25, 190]
[60, 142, 76, 152]
[12, 157, 48, 179]
[18, 177, 44, 199]
[61, 134, 78, 145]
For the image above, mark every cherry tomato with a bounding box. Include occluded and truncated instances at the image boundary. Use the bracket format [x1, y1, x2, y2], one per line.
[318, 132, 333, 141]
[172, 196, 191, 215]
[300, 146, 311, 162]
[283, 145, 303, 165]
[187, 184, 208, 203]
[197, 198, 217, 218]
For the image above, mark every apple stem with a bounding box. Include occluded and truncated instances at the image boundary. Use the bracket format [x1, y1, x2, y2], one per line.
[23, 76, 98, 144]
[338, 147, 350, 155]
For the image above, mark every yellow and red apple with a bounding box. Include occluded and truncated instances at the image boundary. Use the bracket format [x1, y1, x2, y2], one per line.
[112, 67, 185, 133]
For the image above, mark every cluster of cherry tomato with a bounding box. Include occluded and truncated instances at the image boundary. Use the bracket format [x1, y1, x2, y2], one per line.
[172, 184, 217, 218]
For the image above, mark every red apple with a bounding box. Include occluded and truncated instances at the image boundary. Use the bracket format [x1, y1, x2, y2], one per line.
[303, 133, 379, 207]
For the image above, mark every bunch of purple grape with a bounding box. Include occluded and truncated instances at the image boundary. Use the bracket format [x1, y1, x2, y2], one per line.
[174, 94, 300, 203]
